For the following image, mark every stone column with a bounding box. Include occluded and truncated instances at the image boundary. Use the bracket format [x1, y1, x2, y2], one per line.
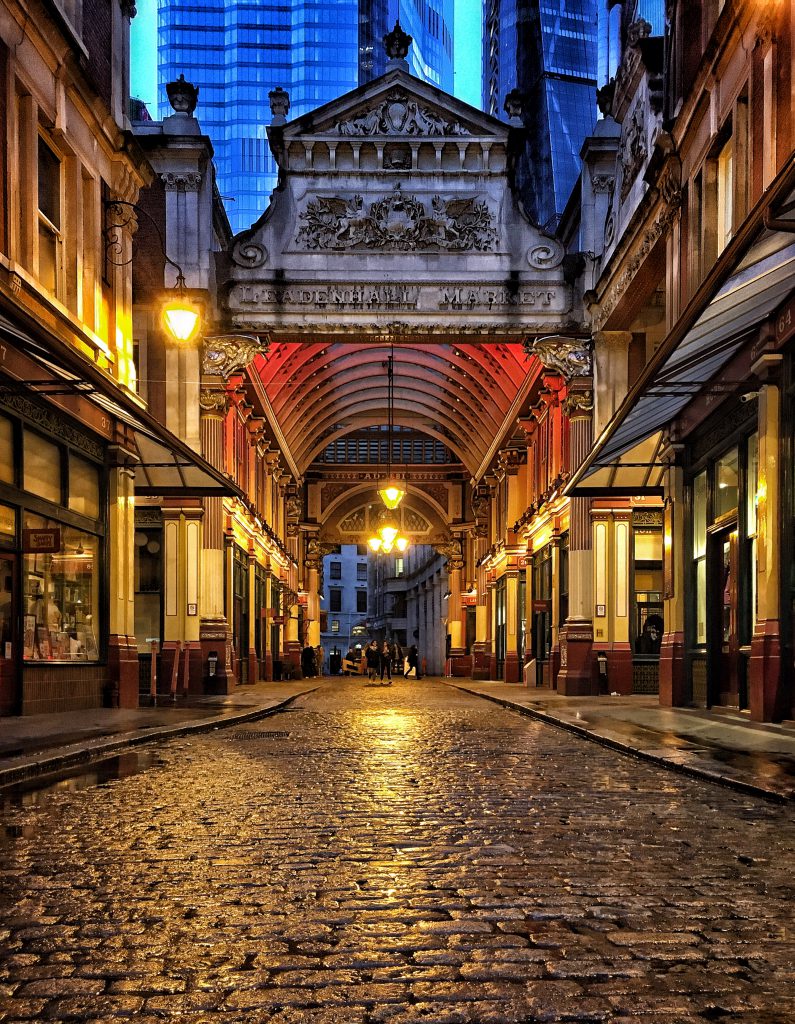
[470, 485, 492, 679]
[199, 385, 234, 692]
[161, 503, 203, 696]
[503, 569, 520, 684]
[107, 449, 138, 707]
[610, 510, 633, 693]
[659, 444, 686, 706]
[557, 379, 597, 695]
[749, 354, 784, 721]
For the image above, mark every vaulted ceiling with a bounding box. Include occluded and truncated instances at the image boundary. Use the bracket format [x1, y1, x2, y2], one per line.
[253, 341, 534, 476]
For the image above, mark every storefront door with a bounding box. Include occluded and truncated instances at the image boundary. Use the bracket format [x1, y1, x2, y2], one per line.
[0, 554, 18, 714]
[711, 525, 747, 709]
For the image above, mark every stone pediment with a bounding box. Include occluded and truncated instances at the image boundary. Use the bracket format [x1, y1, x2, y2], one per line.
[280, 69, 506, 143]
[218, 68, 585, 341]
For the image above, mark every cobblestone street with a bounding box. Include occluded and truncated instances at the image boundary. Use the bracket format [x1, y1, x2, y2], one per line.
[1, 678, 794, 1023]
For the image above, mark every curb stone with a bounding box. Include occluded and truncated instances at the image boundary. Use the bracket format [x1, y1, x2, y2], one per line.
[0, 688, 317, 789]
[450, 683, 792, 805]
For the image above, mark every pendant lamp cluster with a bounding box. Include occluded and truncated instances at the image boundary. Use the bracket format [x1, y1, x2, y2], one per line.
[368, 343, 410, 555]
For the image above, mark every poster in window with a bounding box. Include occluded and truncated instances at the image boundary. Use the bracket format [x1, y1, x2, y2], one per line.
[23, 615, 36, 659]
[36, 626, 52, 660]
[83, 629, 98, 661]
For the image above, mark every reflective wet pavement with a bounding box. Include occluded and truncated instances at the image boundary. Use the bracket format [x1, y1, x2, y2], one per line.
[1, 677, 794, 1023]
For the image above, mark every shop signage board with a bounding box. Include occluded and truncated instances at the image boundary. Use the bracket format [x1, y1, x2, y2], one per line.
[22, 529, 61, 553]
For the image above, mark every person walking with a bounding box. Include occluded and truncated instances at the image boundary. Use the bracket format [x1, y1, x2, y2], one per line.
[365, 640, 380, 681]
[404, 643, 419, 679]
[379, 640, 393, 685]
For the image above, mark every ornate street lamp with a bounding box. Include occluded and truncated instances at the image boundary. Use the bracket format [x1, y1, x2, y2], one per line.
[104, 198, 201, 344]
[377, 343, 406, 510]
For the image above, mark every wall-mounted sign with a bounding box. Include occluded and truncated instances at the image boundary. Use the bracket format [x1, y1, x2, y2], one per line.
[187, 603, 198, 616]
[22, 529, 61, 553]
[595, 603, 606, 617]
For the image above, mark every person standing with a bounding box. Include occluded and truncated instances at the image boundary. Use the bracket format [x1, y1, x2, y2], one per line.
[365, 640, 380, 681]
[379, 640, 393, 685]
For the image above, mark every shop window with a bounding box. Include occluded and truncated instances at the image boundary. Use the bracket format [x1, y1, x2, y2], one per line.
[23, 430, 61, 505]
[634, 525, 663, 655]
[68, 453, 100, 519]
[715, 447, 739, 517]
[38, 136, 62, 296]
[0, 504, 15, 543]
[329, 588, 342, 612]
[558, 533, 569, 625]
[394, 557, 403, 577]
[23, 515, 99, 661]
[329, 561, 341, 579]
[0, 415, 13, 484]
[693, 471, 707, 645]
[716, 135, 733, 255]
[356, 590, 367, 613]
[746, 432, 758, 625]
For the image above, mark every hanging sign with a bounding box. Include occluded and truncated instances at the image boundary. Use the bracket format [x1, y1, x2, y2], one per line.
[22, 528, 61, 553]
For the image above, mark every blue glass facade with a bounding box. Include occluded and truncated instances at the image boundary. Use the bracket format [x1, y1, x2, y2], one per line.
[159, 0, 454, 233]
[483, 0, 598, 229]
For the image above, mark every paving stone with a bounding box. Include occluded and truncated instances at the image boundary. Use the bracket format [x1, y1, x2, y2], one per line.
[0, 678, 793, 1023]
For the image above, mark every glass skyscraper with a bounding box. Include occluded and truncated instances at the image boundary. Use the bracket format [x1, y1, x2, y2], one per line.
[483, 0, 597, 230]
[158, 0, 454, 233]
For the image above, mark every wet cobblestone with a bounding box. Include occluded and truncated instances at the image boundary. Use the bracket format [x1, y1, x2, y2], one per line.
[1, 678, 794, 1022]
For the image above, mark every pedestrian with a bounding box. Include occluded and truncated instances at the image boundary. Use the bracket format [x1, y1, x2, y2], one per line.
[315, 644, 324, 675]
[365, 640, 380, 681]
[379, 640, 393, 685]
[392, 640, 403, 674]
[404, 643, 419, 679]
[301, 644, 316, 678]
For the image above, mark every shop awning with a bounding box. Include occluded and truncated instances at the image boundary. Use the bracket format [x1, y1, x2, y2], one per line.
[0, 315, 244, 499]
[568, 227, 795, 495]
[569, 430, 666, 496]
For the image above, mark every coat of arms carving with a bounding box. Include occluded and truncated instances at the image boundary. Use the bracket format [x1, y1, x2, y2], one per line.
[335, 89, 469, 137]
[296, 186, 497, 253]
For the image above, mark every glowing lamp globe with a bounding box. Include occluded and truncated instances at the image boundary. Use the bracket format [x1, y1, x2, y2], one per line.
[395, 536, 409, 553]
[368, 536, 382, 552]
[378, 481, 405, 510]
[162, 297, 201, 343]
[377, 522, 399, 547]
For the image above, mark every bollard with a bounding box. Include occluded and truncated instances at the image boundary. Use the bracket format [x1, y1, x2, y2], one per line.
[170, 641, 182, 699]
[147, 638, 159, 706]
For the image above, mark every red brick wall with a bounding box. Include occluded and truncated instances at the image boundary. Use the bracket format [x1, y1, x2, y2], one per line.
[0, 40, 8, 255]
[81, 0, 113, 107]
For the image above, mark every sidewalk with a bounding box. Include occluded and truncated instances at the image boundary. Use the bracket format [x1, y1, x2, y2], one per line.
[0, 680, 315, 787]
[445, 680, 795, 803]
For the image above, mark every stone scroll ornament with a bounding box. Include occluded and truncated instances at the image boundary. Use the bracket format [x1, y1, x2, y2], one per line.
[335, 89, 469, 137]
[296, 186, 497, 253]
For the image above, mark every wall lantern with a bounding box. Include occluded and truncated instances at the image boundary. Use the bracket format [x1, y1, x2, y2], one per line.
[104, 198, 201, 344]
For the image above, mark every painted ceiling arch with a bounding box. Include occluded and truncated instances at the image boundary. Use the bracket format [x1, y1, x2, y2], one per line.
[254, 341, 532, 475]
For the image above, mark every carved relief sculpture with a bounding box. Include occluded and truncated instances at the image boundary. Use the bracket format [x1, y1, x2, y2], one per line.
[620, 102, 648, 201]
[335, 89, 469, 137]
[202, 335, 269, 378]
[529, 337, 592, 380]
[296, 185, 497, 253]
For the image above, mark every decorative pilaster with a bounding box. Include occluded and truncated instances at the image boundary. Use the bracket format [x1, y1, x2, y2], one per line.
[557, 376, 597, 695]
[749, 355, 784, 721]
[107, 447, 138, 707]
[659, 443, 686, 707]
